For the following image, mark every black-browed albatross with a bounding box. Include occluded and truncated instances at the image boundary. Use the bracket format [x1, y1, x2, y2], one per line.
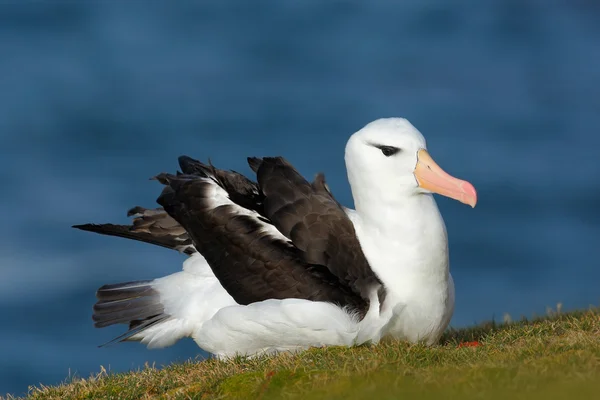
[75, 118, 477, 356]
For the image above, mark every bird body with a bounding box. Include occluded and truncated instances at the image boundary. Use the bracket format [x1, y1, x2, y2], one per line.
[76, 118, 476, 357]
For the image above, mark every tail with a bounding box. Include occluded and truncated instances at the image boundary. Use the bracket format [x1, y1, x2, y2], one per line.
[92, 253, 238, 349]
[73, 206, 196, 255]
[93, 280, 171, 346]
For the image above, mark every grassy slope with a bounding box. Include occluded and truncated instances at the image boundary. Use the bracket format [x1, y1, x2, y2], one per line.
[14, 308, 600, 400]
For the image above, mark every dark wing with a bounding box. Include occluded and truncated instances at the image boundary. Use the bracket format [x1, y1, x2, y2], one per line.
[155, 172, 369, 316]
[254, 157, 384, 303]
[73, 207, 196, 255]
[178, 156, 265, 215]
[247, 157, 262, 174]
[73, 156, 265, 254]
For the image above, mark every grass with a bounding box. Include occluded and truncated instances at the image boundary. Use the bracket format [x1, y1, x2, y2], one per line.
[10, 306, 600, 400]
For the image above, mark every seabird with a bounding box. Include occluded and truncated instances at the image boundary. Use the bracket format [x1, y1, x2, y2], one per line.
[74, 118, 477, 357]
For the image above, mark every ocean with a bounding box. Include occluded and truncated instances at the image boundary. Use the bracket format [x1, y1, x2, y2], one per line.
[1, 1, 599, 396]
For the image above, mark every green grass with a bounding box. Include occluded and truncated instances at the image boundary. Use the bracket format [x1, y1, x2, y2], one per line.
[10, 306, 600, 400]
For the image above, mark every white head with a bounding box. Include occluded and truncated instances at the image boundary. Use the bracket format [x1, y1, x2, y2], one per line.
[345, 118, 477, 211]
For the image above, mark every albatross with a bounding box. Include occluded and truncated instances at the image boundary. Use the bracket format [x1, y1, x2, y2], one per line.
[74, 118, 477, 357]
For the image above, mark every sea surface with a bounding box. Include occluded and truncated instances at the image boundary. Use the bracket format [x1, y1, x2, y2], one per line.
[1, 1, 599, 396]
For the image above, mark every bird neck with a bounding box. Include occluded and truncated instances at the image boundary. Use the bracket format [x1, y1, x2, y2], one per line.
[353, 191, 441, 236]
[352, 191, 450, 289]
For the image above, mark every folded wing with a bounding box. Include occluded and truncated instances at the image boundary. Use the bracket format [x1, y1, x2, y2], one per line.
[155, 170, 369, 316]
[254, 157, 383, 303]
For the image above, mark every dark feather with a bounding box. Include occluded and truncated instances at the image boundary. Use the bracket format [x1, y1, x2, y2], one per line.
[247, 157, 263, 173]
[73, 158, 265, 254]
[98, 314, 170, 347]
[178, 155, 265, 214]
[93, 280, 166, 328]
[155, 173, 370, 316]
[256, 157, 384, 303]
[92, 280, 171, 346]
[73, 206, 195, 255]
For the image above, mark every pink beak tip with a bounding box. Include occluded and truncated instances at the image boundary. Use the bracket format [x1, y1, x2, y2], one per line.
[461, 181, 478, 208]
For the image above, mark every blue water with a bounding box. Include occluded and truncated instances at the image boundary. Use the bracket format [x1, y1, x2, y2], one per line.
[1, 1, 599, 396]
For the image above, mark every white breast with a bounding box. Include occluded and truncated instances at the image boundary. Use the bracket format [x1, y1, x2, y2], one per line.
[347, 194, 455, 344]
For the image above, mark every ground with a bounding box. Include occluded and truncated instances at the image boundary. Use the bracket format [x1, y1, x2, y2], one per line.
[11, 306, 600, 400]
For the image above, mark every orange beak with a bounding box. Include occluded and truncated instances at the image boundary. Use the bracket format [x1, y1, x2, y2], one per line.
[414, 149, 477, 208]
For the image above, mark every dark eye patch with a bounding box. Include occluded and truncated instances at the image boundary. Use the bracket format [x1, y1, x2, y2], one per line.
[377, 145, 401, 157]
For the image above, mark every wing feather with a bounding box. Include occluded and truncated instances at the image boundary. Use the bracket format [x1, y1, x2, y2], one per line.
[255, 157, 384, 303]
[155, 172, 369, 315]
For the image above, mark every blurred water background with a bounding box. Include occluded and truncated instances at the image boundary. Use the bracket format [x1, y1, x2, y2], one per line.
[1, 1, 599, 396]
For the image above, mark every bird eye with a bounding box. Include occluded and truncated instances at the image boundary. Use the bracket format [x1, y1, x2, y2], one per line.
[379, 146, 400, 157]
